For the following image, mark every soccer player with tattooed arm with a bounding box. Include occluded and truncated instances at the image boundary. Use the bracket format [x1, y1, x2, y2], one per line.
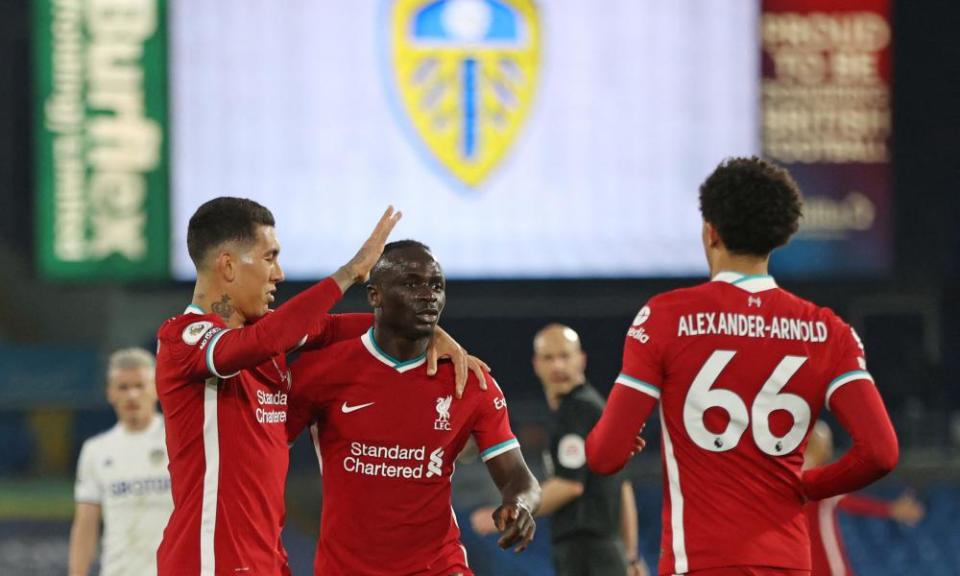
[586, 158, 899, 576]
[155, 199, 486, 576]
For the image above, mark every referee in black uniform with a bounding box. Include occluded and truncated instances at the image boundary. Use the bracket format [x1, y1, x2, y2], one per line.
[469, 324, 648, 574]
[539, 325, 651, 576]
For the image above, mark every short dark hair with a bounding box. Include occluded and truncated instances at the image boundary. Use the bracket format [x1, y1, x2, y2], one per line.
[369, 240, 433, 285]
[699, 157, 803, 257]
[186, 197, 275, 268]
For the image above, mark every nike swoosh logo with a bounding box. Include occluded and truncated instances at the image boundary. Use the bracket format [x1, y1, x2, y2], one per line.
[341, 401, 375, 414]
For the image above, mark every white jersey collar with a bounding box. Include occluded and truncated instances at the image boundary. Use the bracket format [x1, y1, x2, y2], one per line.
[184, 304, 205, 315]
[360, 328, 427, 373]
[118, 413, 164, 437]
[712, 271, 778, 293]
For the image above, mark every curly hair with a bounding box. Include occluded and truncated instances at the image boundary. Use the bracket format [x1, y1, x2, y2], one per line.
[699, 157, 803, 257]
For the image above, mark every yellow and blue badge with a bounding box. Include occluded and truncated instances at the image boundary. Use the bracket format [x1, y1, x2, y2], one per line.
[388, 0, 540, 188]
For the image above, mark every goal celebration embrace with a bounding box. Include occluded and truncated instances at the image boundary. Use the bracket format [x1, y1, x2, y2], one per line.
[124, 156, 896, 576]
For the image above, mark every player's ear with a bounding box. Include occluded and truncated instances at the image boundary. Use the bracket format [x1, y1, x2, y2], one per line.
[367, 284, 380, 308]
[216, 250, 237, 283]
[704, 221, 723, 249]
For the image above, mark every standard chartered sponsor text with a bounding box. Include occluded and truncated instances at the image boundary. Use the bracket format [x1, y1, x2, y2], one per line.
[343, 442, 439, 479]
[256, 389, 287, 424]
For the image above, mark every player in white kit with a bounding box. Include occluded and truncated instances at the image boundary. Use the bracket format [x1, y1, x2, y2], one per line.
[69, 348, 173, 576]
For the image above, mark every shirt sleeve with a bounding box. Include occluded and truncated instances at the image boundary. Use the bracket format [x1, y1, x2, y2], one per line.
[801, 321, 894, 500]
[552, 401, 599, 483]
[800, 315, 898, 500]
[616, 301, 667, 400]
[298, 313, 374, 352]
[472, 374, 520, 463]
[837, 494, 893, 517]
[823, 317, 873, 410]
[161, 277, 346, 382]
[586, 300, 665, 475]
[74, 441, 102, 504]
[801, 378, 898, 500]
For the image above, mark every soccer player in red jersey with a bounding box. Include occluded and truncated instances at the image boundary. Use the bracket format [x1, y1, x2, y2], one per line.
[287, 240, 541, 576]
[803, 422, 923, 576]
[585, 157, 899, 576]
[155, 200, 483, 576]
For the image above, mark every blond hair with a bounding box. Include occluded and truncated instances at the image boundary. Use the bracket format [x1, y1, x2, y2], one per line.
[107, 347, 155, 373]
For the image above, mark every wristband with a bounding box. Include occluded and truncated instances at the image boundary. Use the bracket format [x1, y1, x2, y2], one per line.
[511, 501, 532, 516]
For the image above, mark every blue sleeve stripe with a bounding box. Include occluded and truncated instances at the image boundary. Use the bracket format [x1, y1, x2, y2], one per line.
[615, 374, 661, 399]
[825, 370, 874, 410]
[480, 438, 520, 462]
[205, 329, 239, 379]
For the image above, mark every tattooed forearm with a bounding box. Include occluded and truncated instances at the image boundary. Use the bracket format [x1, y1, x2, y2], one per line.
[211, 294, 235, 323]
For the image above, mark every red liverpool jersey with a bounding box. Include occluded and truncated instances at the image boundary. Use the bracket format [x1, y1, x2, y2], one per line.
[806, 494, 892, 576]
[155, 278, 371, 576]
[287, 328, 520, 576]
[586, 272, 897, 575]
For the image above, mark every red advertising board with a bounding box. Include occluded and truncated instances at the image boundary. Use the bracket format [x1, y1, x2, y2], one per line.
[762, 0, 891, 275]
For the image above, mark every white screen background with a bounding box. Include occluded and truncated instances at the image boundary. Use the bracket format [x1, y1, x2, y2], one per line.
[171, 1, 759, 279]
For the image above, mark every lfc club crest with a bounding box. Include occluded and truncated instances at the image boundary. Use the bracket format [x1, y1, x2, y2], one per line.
[388, 0, 540, 187]
[434, 395, 452, 430]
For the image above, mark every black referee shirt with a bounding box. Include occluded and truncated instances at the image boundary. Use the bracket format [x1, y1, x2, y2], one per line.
[546, 382, 623, 543]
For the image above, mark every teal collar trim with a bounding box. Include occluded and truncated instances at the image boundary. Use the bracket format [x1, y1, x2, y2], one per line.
[360, 328, 427, 373]
[712, 271, 778, 293]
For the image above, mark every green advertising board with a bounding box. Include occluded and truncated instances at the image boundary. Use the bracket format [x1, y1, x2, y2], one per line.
[34, 0, 168, 280]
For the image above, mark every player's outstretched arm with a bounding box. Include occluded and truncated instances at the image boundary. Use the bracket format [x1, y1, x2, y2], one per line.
[837, 491, 924, 525]
[203, 208, 401, 378]
[484, 450, 541, 552]
[68, 502, 101, 576]
[291, 208, 402, 352]
[586, 385, 656, 475]
[331, 206, 402, 291]
[298, 313, 374, 352]
[534, 477, 584, 517]
[801, 380, 898, 500]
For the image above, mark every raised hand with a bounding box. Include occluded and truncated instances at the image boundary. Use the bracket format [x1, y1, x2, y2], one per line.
[332, 206, 402, 292]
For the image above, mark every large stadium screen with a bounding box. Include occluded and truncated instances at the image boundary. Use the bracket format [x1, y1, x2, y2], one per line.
[170, 0, 759, 279]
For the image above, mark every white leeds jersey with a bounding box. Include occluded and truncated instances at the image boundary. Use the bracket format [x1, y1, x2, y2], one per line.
[74, 416, 173, 576]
